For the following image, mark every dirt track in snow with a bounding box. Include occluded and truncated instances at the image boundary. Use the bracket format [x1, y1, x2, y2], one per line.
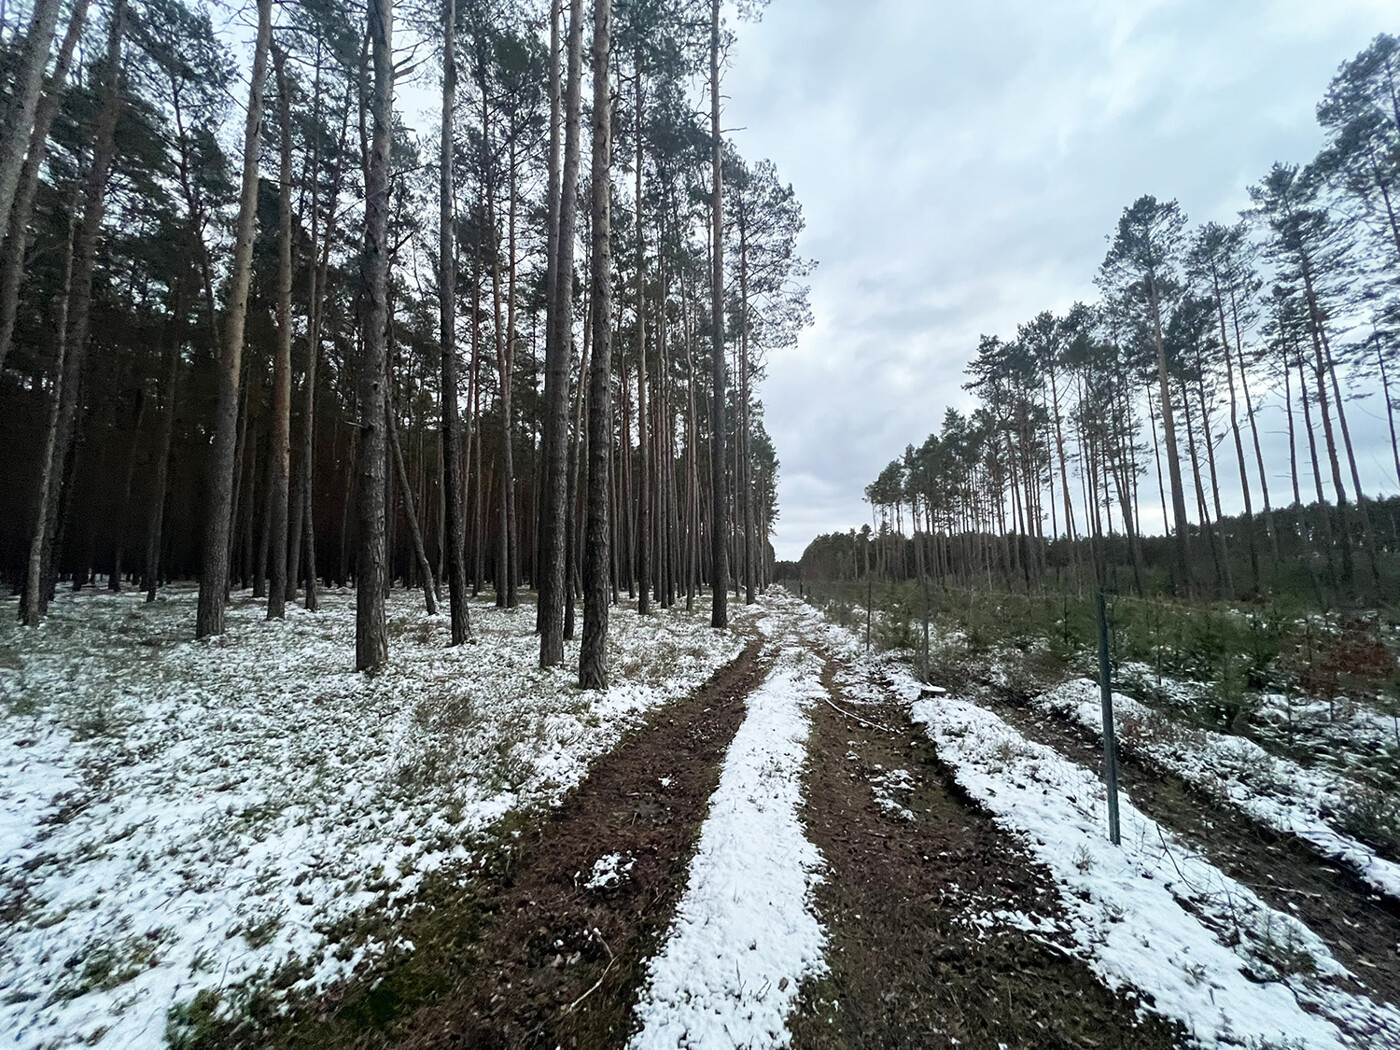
[188, 603, 1400, 1049]
[227, 621, 1183, 1049]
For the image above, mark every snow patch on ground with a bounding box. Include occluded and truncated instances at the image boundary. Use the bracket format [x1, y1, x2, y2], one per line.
[628, 644, 828, 1050]
[870, 766, 915, 822]
[1039, 677, 1400, 899]
[584, 853, 635, 891]
[0, 586, 743, 1050]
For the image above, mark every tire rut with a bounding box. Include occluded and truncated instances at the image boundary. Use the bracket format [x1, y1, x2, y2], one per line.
[789, 652, 1184, 1050]
[975, 680, 1400, 1012]
[406, 636, 770, 1050]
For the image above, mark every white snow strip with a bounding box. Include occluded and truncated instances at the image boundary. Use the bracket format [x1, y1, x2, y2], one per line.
[1039, 677, 1400, 900]
[628, 645, 827, 1050]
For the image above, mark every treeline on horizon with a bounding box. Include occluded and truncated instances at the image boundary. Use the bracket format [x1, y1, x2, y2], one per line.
[800, 32, 1400, 609]
[0, 0, 811, 679]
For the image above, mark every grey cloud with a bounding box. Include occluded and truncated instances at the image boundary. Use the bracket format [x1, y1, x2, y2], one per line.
[725, 0, 1396, 560]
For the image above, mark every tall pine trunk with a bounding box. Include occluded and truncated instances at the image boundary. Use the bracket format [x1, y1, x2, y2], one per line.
[1213, 273, 1261, 591]
[197, 0, 271, 637]
[145, 285, 183, 602]
[539, 0, 583, 663]
[356, 0, 394, 671]
[1148, 277, 1193, 595]
[707, 0, 728, 628]
[21, 191, 78, 626]
[579, 0, 614, 690]
[0, 0, 64, 237]
[0, 0, 88, 373]
[440, 0, 471, 643]
[267, 45, 294, 620]
[635, 70, 651, 616]
[109, 378, 148, 591]
[30, 0, 126, 624]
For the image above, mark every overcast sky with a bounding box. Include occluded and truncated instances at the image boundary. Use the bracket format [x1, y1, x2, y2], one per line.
[718, 0, 1398, 560]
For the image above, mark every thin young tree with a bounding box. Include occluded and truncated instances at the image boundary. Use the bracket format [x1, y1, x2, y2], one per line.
[267, 43, 295, 620]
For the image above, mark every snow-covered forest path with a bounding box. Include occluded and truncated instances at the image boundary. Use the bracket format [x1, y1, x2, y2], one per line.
[6, 589, 1400, 1049]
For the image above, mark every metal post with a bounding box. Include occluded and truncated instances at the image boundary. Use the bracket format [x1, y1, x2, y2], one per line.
[1096, 590, 1121, 845]
[865, 573, 872, 653]
[921, 570, 931, 681]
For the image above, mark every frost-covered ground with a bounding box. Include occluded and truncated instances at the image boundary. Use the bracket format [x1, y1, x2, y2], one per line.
[1115, 658, 1400, 787]
[795, 594, 1400, 1049]
[1037, 677, 1400, 899]
[0, 585, 744, 1050]
[628, 637, 828, 1049]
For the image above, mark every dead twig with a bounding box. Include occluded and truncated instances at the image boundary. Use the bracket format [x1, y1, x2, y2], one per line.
[562, 931, 616, 1015]
[820, 693, 898, 735]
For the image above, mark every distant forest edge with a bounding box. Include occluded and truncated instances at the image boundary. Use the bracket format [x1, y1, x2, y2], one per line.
[0, 0, 812, 674]
[796, 32, 1400, 608]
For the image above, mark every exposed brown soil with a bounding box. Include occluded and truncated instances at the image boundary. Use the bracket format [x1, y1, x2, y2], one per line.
[789, 654, 1184, 1050]
[977, 679, 1400, 1013]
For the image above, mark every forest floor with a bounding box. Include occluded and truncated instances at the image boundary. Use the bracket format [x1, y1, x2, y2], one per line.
[2, 586, 1399, 1048]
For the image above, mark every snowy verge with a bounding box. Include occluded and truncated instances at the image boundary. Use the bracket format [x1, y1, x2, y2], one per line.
[627, 643, 827, 1050]
[1038, 677, 1400, 900]
[0, 586, 745, 1050]
[792, 598, 1400, 1050]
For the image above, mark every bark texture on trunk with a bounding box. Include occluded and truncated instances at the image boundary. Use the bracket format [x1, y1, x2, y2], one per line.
[197, 0, 271, 638]
[0, 0, 88, 373]
[0, 0, 64, 238]
[579, 0, 613, 690]
[356, 0, 393, 672]
[707, 0, 729, 629]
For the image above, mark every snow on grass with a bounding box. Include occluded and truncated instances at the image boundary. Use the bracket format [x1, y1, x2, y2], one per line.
[628, 642, 827, 1050]
[792, 597, 1400, 1050]
[0, 585, 744, 1050]
[1116, 659, 1400, 785]
[1038, 677, 1400, 900]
